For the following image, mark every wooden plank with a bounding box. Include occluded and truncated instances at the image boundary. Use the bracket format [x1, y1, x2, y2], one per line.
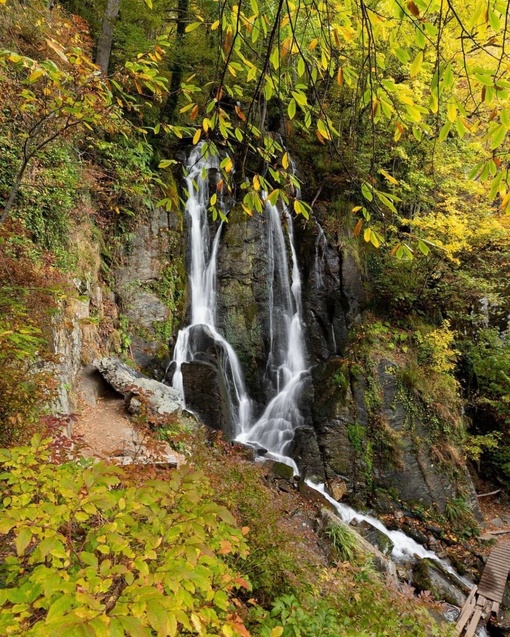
[477, 541, 510, 604]
[455, 586, 478, 634]
[464, 607, 483, 637]
[456, 599, 476, 633]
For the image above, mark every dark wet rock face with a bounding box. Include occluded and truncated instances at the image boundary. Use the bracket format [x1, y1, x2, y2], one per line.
[178, 204, 481, 519]
[412, 558, 470, 607]
[311, 355, 481, 517]
[293, 217, 364, 364]
[216, 207, 270, 410]
[114, 205, 185, 377]
[179, 324, 239, 438]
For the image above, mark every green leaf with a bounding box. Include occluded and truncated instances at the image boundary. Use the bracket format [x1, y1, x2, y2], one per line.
[15, 528, 32, 556]
[490, 124, 507, 149]
[185, 22, 202, 33]
[438, 121, 452, 142]
[394, 48, 410, 64]
[417, 240, 430, 256]
[287, 99, 296, 120]
[0, 516, 16, 534]
[46, 594, 74, 621]
[118, 616, 151, 636]
[291, 90, 307, 106]
[376, 191, 397, 213]
[147, 600, 170, 634]
[361, 182, 373, 202]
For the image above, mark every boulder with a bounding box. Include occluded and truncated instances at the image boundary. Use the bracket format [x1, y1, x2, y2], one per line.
[298, 480, 336, 511]
[94, 357, 182, 417]
[353, 520, 394, 557]
[288, 425, 325, 482]
[326, 477, 348, 502]
[411, 558, 470, 606]
[271, 461, 295, 481]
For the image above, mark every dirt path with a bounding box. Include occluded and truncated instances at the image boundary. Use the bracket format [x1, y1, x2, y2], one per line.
[73, 389, 183, 466]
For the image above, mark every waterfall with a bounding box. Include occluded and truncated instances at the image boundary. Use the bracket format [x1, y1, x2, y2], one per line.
[171, 147, 472, 592]
[171, 144, 252, 430]
[236, 202, 308, 471]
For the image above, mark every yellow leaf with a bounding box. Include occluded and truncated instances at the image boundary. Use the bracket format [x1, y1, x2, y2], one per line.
[282, 152, 289, 169]
[224, 157, 233, 173]
[211, 20, 220, 30]
[501, 192, 510, 211]
[337, 67, 344, 86]
[28, 69, 45, 82]
[191, 614, 202, 632]
[378, 169, 398, 185]
[270, 628, 284, 637]
[446, 100, 457, 123]
[308, 38, 319, 51]
[253, 174, 261, 190]
[185, 22, 202, 33]
[192, 128, 202, 145]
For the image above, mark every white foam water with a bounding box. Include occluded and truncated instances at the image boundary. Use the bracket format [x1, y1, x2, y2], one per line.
[235, 201, 308, 475]
[171, 144, 252, 430]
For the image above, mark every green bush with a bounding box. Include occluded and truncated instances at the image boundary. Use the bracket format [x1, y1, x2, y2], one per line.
[190, 434, 315, 604]
[0, 436, 252, 636]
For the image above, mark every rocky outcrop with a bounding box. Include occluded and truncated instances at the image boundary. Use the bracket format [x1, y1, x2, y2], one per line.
[412, 558, 470, 606]
[216, 206, 270, 406]
[321, 508, 398, 580]
[310, 354, 481, 518]
[114, 203, 185, 377]
[94, 357, 182, 417]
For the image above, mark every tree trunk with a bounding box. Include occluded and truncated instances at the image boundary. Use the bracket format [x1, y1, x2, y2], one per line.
[96, 0, 121, 76]
[161, 0, 189, 124]
[1, 158, 30, 225]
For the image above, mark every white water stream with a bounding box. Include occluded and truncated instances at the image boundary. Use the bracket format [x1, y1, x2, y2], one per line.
[171, 145, 252, 430]
[170, 148, 477, 625]
[236, 201, 307, 473]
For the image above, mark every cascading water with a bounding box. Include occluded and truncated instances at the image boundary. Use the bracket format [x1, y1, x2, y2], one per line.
[236, 202, 308, 471]
[171, 148, 476, 616]
[171, 145, 252, 430]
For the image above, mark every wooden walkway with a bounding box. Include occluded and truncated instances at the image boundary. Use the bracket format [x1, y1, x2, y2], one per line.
[456, 541, 510, 636]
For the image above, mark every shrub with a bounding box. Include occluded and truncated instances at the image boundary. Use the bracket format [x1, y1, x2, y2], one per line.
[0, 436, 252, 636]
[190, 433, 317, 604]
[0, 225, 63, 445]
[323, 523, 359, 563]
